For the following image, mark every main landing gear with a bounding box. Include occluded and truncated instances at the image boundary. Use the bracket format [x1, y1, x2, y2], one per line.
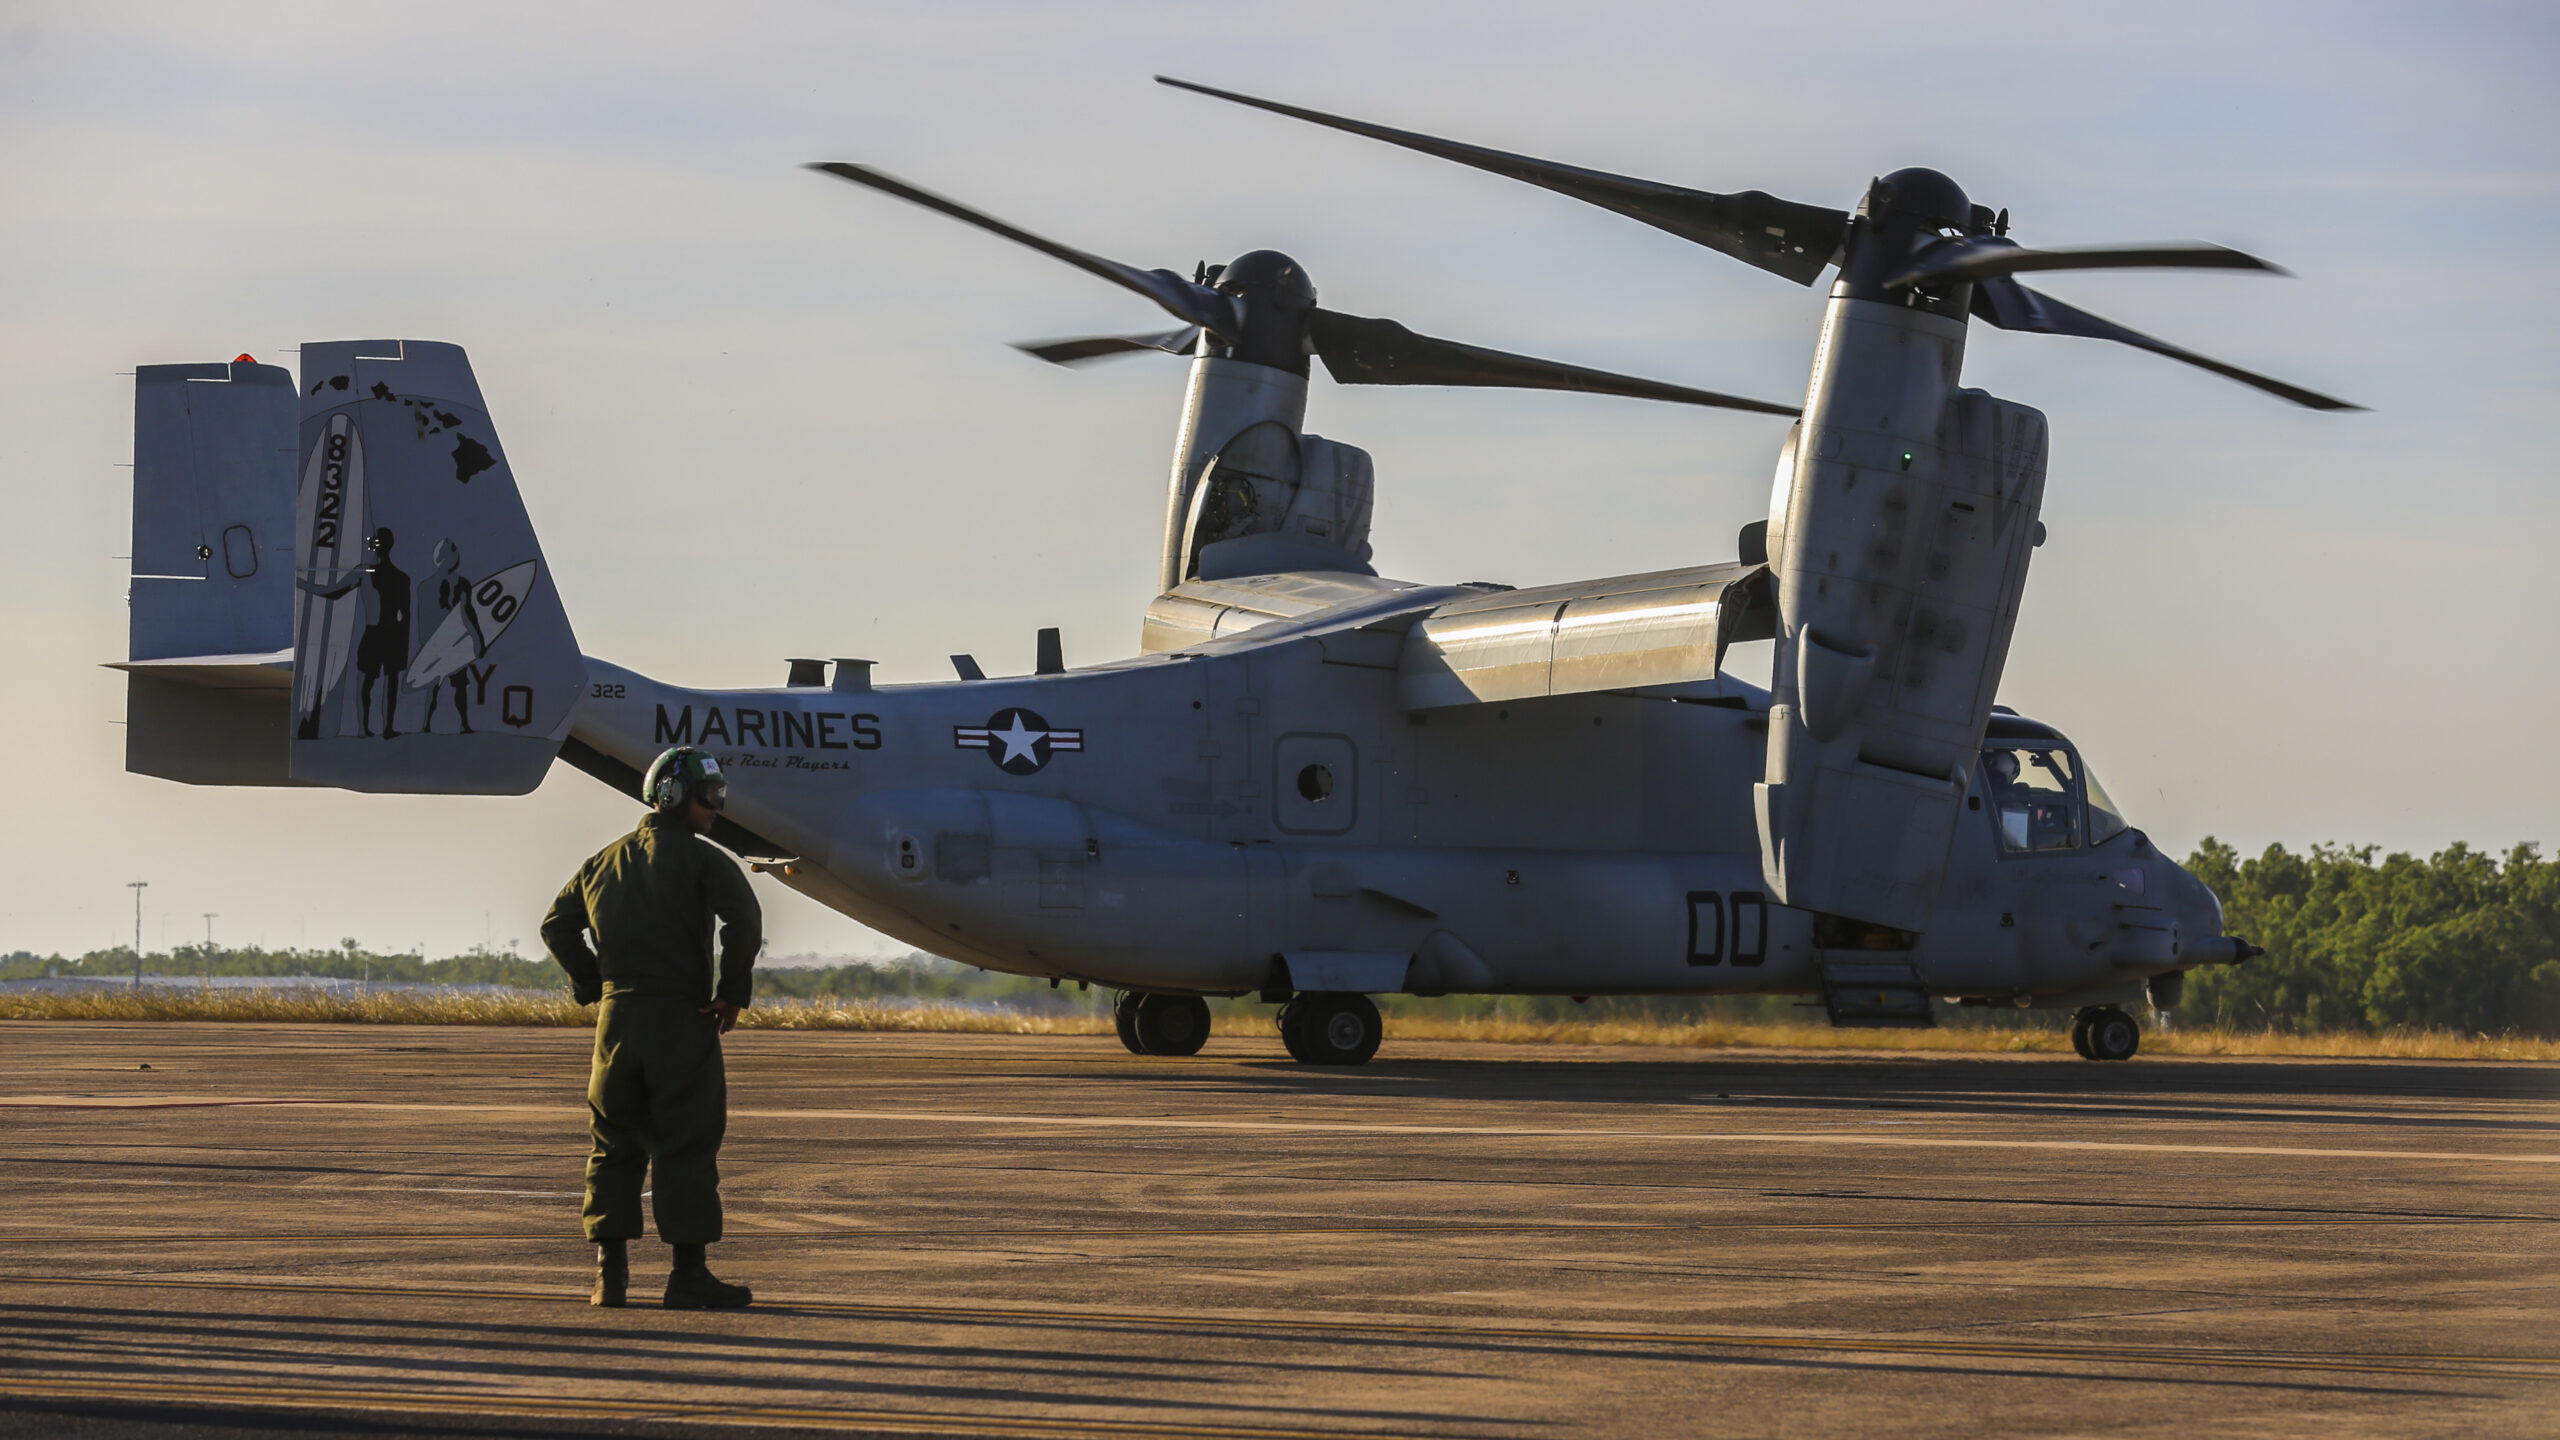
[2072, 1005, 2141, 1062]
[1278, 992, 1382, 1066]
[1109, 989, 1385, 1064]
[1113, 991, 1211, 1057]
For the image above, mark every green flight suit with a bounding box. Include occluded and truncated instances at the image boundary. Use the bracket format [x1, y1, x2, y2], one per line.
[541, 811, 762, 1245]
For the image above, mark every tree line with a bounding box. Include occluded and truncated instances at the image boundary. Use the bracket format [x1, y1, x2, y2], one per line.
[2181, 840, 2559, 1036]
[1, 943, 561, 989]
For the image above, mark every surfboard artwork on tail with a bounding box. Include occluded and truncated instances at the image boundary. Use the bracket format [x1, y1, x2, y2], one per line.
[404, 550, 542, 735]
[291, 411, 368, 740]
[288, 341, 581, 793]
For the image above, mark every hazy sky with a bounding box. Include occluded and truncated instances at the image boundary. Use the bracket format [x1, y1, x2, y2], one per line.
[4, 1, 2553, 960]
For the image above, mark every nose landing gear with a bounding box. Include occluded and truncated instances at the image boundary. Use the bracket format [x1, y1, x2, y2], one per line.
[2072, 1005, 2141, 1061]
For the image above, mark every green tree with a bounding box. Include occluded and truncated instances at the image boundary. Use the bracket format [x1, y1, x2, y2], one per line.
[2183, 839, 2560, 1035]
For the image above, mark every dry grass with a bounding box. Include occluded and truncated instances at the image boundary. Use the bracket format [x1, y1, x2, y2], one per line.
[2130, 1026, 2560, 1062]
[0, 988, 1110, 1035]
[2, 988, 2552, 1060]
[0, 987, 597, 1027]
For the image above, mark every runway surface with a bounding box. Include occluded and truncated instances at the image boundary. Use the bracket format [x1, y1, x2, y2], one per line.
[1, 1022, 2553, 1438]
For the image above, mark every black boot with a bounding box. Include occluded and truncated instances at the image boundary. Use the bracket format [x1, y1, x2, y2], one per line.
[591, 1238, 628, 1308]
[662, 1242, 751, 1310]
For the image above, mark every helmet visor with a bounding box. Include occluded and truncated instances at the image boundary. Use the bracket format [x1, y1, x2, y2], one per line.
[696, 780, 728, 812]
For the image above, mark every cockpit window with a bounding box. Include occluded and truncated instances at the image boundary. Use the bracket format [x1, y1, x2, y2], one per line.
[2083, 764, 2129, 845]
[1982, 743, 2082, 853]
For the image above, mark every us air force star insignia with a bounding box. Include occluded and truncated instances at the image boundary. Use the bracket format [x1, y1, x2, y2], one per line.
[953, 707, 1083, 775]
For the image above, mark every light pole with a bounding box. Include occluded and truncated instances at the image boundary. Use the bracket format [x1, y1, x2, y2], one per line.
[126, 881, 148, 988]
[202, 913, 218, 989]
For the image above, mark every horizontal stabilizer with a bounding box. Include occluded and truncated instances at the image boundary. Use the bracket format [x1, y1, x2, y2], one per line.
[111, 650, 301, 787]
[289, 341, 581, 794]
[110, 650, 291, 690]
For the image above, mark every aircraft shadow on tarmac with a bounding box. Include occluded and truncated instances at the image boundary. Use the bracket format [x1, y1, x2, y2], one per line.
[1179, 1053, 2560, 1111]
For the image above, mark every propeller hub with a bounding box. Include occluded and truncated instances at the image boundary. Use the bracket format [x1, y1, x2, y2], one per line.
[1212, 249, 1317, 375]
[1867, 168, 1972, 231]
[1841, 168, 1979, 307]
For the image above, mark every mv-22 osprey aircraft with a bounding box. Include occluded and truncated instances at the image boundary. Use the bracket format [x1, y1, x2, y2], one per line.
[113, 79, 2344, 1064]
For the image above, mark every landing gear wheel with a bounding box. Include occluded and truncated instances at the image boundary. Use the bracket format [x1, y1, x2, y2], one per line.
[1132, 994, 1212, 1057]
[2070, 1011, 2096, 1060]
[1276, 998, 1318, 1063]
[2085, 1006, 2141, 1062]
[1113, 992, 1146, 1055]
[1292, 992, 1382, 1066]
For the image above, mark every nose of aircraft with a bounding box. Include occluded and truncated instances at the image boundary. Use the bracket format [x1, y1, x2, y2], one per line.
[2162, 856, 2263, 968]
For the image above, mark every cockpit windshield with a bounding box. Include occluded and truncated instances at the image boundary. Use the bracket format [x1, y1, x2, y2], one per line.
[2083, 763, 2129, 845]
[1981, 743, 2082, 852]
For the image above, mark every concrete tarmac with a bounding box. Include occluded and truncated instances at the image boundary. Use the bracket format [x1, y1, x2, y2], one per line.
[1, 1021, 2553, 1439]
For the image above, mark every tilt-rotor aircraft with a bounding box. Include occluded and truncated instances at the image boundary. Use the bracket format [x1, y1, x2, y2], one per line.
[113, 80, 2342, 1064]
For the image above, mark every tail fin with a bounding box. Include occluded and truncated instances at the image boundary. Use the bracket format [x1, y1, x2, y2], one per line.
[288, 340, 581, 794]
[117, 359, 302, 786]
[129, 359, 297, 660]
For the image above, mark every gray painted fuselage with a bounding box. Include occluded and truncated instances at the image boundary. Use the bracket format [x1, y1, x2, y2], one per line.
[572, 625, 2213, 1008]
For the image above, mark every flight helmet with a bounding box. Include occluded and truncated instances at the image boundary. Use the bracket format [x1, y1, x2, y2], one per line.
[643, 746, 727, 813]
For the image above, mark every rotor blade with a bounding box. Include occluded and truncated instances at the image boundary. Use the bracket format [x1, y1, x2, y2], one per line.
[1971, 278, 2361, 411]
[1891, 236, 2286, 289]
[1307, 309, 1798, 415]
[806, 163, 1237, 337]
[1156, 77, 1845, 286]
[1012, 327, 1202, 366]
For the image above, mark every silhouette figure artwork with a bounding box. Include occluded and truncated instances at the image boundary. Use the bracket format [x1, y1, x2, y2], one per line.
[298, 526, 411, 739]
[415, 538, 484, 734]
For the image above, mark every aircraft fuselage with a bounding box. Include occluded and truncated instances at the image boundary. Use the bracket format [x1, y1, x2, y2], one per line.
[573, 634, 2212, 1009]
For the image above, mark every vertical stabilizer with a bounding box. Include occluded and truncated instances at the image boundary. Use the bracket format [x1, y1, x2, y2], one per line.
[120, 359, 302, 786]
[129, 360, 296, 660]
[288, 341, 580, 794]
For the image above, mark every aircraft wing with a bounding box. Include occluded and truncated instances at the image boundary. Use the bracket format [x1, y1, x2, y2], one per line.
[1396, 562, 1772, 708]
[1145, 562, 1775, 707]
[1141, 571, 1436, 653]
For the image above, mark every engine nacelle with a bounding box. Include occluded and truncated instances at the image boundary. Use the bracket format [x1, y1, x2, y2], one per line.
[1757, 295, 2049, 933]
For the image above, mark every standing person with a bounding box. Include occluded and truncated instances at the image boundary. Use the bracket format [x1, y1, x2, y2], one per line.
[540, 746, 763, 1309]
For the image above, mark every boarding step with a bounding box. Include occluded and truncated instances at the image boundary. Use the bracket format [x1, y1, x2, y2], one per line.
[1818, 961, 1937, 1028]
